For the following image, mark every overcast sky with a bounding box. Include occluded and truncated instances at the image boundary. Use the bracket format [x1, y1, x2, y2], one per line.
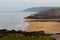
[0, 0, 60, 11]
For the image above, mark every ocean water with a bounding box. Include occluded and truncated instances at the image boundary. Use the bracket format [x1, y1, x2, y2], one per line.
[0, 12, 35, 31]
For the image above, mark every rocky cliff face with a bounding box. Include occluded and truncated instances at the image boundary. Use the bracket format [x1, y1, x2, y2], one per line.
[25, 8, 60, 19]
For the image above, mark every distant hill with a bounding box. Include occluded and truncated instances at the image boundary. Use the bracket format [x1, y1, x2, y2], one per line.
[25, 8, 60, 19]
[22, 7, 51, 12]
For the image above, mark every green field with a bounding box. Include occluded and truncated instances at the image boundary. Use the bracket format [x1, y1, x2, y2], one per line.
[0, 35, 56, 40]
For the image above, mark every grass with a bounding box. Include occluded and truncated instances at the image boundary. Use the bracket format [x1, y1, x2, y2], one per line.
[0, 34, 56, 40]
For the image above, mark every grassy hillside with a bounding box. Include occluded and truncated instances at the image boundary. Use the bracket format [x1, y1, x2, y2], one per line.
[0, 35, 56, 40]
[0, 29, 56, 40]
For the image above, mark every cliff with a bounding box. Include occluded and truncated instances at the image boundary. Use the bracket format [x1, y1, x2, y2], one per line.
[25, 8, 60, 19]
[23, 7, 51, 12]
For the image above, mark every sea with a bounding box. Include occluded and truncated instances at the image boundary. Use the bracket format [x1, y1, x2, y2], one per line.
[0, 12, 35, 31]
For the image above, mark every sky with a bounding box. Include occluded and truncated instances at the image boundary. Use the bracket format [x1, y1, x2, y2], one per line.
[0, 0, 60, 11]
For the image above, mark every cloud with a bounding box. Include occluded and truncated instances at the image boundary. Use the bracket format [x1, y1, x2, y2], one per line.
[0, 0, 60, 5]
[0, 0, 60, 3]
[0, 0, 60, 11]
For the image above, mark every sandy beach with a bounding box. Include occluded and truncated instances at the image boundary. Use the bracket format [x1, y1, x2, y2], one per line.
[27, 20, 60, 33]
